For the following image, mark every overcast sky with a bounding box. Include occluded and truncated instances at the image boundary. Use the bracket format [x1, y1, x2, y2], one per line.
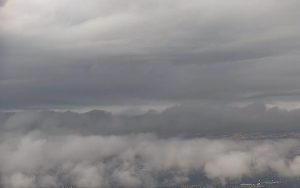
[2, 2, 300, 187]
[1, 0, 300, 110]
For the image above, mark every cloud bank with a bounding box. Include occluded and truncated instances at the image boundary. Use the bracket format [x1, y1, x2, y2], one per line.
[2, 103, 300, 136]
[0, 133, 299, 188]
[0, 104, 300, 187]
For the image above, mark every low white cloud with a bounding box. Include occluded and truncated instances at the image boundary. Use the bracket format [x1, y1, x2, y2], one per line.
[0, 131, 299, 187]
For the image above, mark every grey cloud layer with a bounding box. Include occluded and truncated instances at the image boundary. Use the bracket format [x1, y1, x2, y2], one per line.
[2, 103, 300, 137]
[1, 0, 300, 108]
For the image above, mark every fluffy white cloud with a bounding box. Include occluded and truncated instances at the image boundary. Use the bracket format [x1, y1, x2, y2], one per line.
[0, 132, 299, 187]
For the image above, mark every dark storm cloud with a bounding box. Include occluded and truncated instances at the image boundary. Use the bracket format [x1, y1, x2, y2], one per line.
[1, 0, 300, 109]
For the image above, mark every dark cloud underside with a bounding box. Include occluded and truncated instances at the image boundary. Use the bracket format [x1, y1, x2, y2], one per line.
[0, 0, 300, 109]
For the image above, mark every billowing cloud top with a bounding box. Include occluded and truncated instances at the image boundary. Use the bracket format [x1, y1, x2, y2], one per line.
[1, 0, 300, 109]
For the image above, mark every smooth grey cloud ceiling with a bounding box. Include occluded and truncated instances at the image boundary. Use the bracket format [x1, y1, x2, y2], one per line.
[1, 0, 300, 109]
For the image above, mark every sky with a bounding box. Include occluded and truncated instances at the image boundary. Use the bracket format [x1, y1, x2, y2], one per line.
[1, 0, 300, 110]
[1, 1, 300, 187]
